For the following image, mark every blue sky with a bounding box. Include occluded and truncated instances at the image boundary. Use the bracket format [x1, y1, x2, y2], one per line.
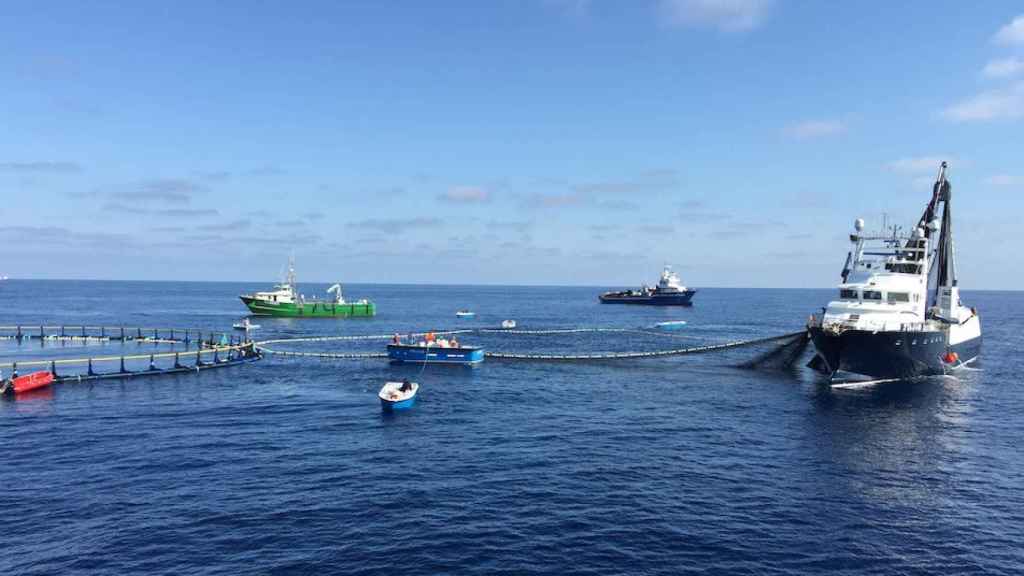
[1, 1, 1022, 288]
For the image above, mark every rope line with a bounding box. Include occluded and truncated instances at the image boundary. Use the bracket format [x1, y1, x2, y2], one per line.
[483, 331, 805, 360]
[1, 324, 807, 369]
[253, 330, 807, 362]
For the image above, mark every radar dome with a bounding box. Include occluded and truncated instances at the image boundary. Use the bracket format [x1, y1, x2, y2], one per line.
[854, 218, 865, 232]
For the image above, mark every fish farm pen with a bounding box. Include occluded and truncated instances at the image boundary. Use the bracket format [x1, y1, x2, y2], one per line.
[0, 325, 259, 388]
[0, 322, 811, 395]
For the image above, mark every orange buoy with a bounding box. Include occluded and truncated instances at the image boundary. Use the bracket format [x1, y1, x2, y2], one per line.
[11, 371, 55, 394]
[943, 351, 959, 364]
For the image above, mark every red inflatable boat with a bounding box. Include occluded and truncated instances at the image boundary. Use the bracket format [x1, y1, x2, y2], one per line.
[2, 371, 55, 395]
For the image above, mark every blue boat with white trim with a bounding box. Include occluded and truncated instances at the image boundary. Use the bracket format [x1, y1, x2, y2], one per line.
[386, 334, 484, 365]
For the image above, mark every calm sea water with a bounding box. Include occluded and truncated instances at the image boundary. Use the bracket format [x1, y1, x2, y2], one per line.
[1, 280, 1022, 575]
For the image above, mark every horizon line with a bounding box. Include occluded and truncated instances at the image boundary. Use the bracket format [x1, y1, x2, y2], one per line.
[0, 278, 1020, 292]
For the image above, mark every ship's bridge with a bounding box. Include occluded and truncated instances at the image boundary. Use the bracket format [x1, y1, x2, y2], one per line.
[249, 283, 296, 304]
[821, 271, 930, 333]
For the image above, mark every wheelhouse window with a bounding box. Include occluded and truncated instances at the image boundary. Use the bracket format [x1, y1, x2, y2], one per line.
[887, 292, 910, 304]
[862, 290, 882, 301]
[840, 289, 858, 300]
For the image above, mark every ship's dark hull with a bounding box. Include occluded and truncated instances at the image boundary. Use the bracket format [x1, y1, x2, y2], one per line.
[599, 290, 696, 306]
[808, 327, 981, 379]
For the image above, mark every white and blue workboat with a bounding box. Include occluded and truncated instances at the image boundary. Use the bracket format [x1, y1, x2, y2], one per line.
[379, 381, 419, 412]
[387, 335, 484, 365]
[807, 162, 982, 380]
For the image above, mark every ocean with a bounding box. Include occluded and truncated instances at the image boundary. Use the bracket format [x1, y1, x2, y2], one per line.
[1, 280, 1022, 575]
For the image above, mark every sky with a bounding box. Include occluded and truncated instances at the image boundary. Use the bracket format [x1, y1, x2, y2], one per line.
[1, 1, 1022, 288]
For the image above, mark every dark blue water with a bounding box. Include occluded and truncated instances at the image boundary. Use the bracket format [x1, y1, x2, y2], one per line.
[2, 281, 1022, 575]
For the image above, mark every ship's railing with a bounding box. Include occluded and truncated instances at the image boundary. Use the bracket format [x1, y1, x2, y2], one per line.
[810, 316, 939, 334]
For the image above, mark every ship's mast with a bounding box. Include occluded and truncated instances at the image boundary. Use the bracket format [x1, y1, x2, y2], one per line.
[286, 255, 297, 290]
[928, 162, 959, 317]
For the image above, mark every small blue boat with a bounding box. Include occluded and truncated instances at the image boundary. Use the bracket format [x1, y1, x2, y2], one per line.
[386, 342, 485, 364]
[379, 381, 418, 411]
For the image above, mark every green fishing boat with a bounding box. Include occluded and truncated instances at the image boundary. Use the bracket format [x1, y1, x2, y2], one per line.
[239, 258, 375, 318]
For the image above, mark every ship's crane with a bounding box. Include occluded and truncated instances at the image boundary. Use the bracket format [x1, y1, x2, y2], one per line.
[327, 283, 344, 304]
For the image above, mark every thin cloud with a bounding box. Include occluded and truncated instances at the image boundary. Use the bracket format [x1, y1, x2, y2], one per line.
[637, 224, 675, 235]
[440, 186, 490, 203]
[348, 217, 445, 231]
[110, 190, 191, 203]
[196, 219, 251, 232]
[183, 233, 224, 243]
[0, 161, 82, 174]
[546, 0, 592, 17]
[234, 232, 322, 245]
[594, 199, 641, 211]
[985, 174, 1020, 187]
[108, 178, 205, 204]
[0, 226, 132, 245]
[527, 192, 584, 208]
[196, 171, 231, 182]
[275, 219, 306, 228]
[993, 14, 1024, 45]
[487, 220, 534, 233]
[245, 166, 285, 177]
[982, 57, 1024, 79]
[783, 119, 846, 139]
[102, 203, 219, 218]
[678, 206, 732, 221]
[573, 169, 678, 195]
[65, 189, 102, 199]
[710, 219, 786, 240]
[885, 156, 957, 175]
[659, 0, 773, 32]
[589, 224, 624, 233]
[157, 208, 219, 218]
[942, 81, 1024, 122]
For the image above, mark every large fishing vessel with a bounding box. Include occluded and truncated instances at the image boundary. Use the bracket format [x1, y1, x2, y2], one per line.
[599, 266, 696, 306]
[239, 258, 375, 317]
[807, 162, 981, 380]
